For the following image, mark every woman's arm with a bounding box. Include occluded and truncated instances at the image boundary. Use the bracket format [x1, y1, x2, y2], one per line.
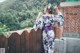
[33, 12, 43, 31]
[36, 12, 43, 21]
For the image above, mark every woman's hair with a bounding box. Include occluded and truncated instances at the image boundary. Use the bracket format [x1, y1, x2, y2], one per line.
[46, 4, 53, 14]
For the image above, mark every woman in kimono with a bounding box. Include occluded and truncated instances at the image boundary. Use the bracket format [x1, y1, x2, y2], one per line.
[33, 4, 56, 53]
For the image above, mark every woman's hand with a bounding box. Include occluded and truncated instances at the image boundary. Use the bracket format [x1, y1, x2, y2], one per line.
[53, 22, 58, 28]
[36, 12, 43, 21]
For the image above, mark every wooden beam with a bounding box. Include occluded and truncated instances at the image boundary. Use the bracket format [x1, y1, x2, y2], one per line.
[60, 2, 80, 7]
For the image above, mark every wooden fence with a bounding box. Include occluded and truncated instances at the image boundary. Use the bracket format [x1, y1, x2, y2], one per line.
[0, 6, 80, 53]
[0, 29, 44, 53]
[61, 6, 80, 32]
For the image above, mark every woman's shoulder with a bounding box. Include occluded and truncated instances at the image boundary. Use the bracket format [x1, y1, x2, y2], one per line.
[40, 14, 47, 18]
[42, 14, 47, 17]
[42, 14, 54, 17]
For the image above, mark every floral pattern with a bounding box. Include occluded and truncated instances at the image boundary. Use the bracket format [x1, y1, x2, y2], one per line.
[34, 14, 64, 53]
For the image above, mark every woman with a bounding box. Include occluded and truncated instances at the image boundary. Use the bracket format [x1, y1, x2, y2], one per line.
[33, 4, 56, 53]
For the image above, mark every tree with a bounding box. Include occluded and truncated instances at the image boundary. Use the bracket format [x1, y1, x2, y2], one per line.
[0, 0, 62, 31]
[0, 22, 9, 35]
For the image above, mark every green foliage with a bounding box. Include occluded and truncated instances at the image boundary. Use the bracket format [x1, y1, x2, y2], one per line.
[0, 22, 9, 35]
[20, 19, 34, 28]
[0, 0, 61, 31]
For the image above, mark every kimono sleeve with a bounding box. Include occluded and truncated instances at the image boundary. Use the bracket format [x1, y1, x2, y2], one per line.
[57, 15, 64, 26]
[33, 16, 44, 31]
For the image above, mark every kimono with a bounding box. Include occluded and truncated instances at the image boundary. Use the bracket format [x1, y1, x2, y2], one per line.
[33, 14, 64, 53]
[54, 12, 64, 38]
[57, 12, 64, 26]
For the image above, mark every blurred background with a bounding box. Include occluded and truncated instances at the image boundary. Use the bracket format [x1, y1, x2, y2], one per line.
[0, 0, 80, 34]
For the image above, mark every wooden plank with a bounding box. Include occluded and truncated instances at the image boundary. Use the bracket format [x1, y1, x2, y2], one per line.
[60, 2, 80, 7]
[0, 35, 8, 53]
[36, 29, 44, 53]
[20, 30, 28, 53]
[29, 29, 35, 53]
[32, 29, 36, 53]
[8, 32, 20, 53]
[25, 30, 30, 53]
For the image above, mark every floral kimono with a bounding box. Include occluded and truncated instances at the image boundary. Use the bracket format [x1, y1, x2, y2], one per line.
[56, 12, 64, 26]
[33, 14, 63, 53]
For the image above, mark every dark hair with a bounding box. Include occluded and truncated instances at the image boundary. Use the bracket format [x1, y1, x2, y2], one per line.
[47, 5, 53, 14]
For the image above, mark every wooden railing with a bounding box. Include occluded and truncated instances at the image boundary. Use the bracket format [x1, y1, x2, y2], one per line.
[0, 29, 44, 53]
